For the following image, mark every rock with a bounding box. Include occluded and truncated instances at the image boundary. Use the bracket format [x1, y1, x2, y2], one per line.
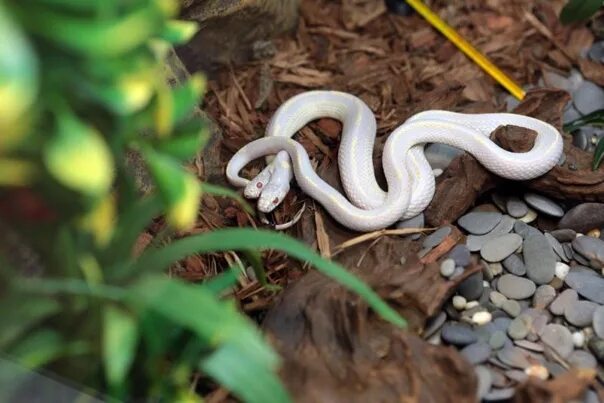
[447, 244, 471, 267]
[523, 232, 556, 284]
[549, 288, 579, 315]
[545, 233, 568, 262]
[483, 388, 515, 401]
[502, 254, 526, 276]
[514, 340, 544, 352]
[506, 197, 528, 218]
[565, 269, 604, 304]
[523, 193, 564, 217]
[424, 143, 464, 170]
[440, 258, 456, 277]
[572, 236, 604, 268]
[564, 300, 598, 327]
[532, 285, 556, 310]
[466, 216, 515, 252]
[475, 366, 493, 400]
[489, 291, 507, 308]
[396, 213, 424, 240]
[423, 312, 447, 339]
[489, 331, 507, 350]
[473, 311, 493, 326]
[505, 369, 528, 383]
[493, 317, 512, 333]
[458, 212, 503, 235]
[550, 229, 577, 242]
[588, 337, 604, 364]
[540, 324, 574, 358]
[524, 365, 549, 380]
[507, 314, 531, 339]
[572, 331, 585, 348]
[558, 203, 604, 233]
[574, 80, 604, 115]
[423, 226, 452, 249]
[461, 341, 492, 365]
[481, 234, 523, 262]
[555, 262, 570, 280]
[452, 295, 467, 310]
[568, 350, 597, 369]
[497, 347, 531, 369]
[519, 208, 538, 223]
[180, 0, 300, 72]
[458, 271, 484, 300]
[497, 274, 536, 300]
[502, 300, 522, 318]
[441, 322, 478, 346]
[594, 305, 604, 338]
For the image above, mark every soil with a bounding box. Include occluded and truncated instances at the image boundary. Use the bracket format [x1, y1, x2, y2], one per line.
[172, 0, 604, 401]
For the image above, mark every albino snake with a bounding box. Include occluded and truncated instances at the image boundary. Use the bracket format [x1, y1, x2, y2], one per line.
[226, 91, 563, 232]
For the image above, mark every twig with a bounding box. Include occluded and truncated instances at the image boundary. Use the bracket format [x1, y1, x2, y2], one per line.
[331, 227, 433, 257]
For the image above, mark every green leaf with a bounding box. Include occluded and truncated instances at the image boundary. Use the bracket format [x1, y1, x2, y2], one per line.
[160, 20, 199, 45]
[8, 330, 64, 368]
[0, 296, 61, 349]
[563, 108, 604, 132]
[102, 306, 139, 390]
[201, 343, 291, 403]
[201, 267, 240, 296]
[131, 228, 407, 328]
[155, 121, 209, 161]
[44, 113, 114, 196]
[593, 136, 604, 170]
[15, 278, 126, 301]
[560, 0, 603, 24]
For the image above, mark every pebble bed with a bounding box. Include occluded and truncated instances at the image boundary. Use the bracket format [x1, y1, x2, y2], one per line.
[410, 192, 604, 402]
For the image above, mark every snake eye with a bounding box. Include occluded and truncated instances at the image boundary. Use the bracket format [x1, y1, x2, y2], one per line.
[256, 182, 263, 189]
[272, 197, 279, 205]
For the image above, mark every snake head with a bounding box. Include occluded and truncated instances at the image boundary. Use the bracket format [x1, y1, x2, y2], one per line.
[244, 165, 273, 199]
[257, 182, 290, 213]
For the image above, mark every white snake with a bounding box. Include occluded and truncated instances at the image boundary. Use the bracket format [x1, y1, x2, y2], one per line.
[226, 91, 563, 232]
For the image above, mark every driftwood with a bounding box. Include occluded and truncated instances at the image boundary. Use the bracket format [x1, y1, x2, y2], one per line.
[425, 89, 604, 227]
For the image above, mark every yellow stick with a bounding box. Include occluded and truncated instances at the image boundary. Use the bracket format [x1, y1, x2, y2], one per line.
[404, 0, 526, 100]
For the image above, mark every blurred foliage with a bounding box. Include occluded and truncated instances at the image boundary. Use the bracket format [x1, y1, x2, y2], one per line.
[0, 0, 405, 401]
[560, 0, 602, 24]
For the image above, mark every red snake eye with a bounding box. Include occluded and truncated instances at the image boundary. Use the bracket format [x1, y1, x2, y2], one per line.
[256, 182, 263, 189]
[272, 197, 279, 204]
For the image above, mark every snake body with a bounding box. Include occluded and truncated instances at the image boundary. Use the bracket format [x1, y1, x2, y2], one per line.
[226, 91, 563, 232]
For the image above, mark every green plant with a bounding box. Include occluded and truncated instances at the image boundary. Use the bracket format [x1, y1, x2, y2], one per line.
[560, 0, 603, 24]
[564, 110, 604, 170]
[0, 1, 405, 402]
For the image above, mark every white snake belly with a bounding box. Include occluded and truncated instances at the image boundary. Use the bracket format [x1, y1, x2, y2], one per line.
[226, 91, 563, 232]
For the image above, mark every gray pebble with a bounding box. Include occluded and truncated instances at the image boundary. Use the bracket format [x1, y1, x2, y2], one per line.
[574, 80, 604, 115]
[441, 322, 478, 346]
[440, 258, 456, 277]
[425, 143, 463, 170]
[523, 232, 556, 284]
[550, 229, 577, 243]
[458, 211, 503, 235]
[565, 269, 604, 304]
[502, 299, 522, 318]
[549, 289, 579, 316]
[568, 350, 597, 369]
[490, 291, 507, 308]
[483, 388, 515, 401]
[584, 390, 600, 403]
[558, 203, 604, 233]
[475, 365, 493, 400]
[504, 369, 528, 383]
[497, 274, 536, 300]
[497, 346, 531, 369]
[540, 324, 574, 358]
[572, 236, 604, 268]
[461, 341, 492, 365]
[447, 244, 471, 267]
[502, 254, 526, 276]
[489, 330, 507, 350]
[423, 311, 447, 339]
[507, 314, 531, 340]
[506, 197, 528, 218]
[466, 216, 515, 252]
[491, 193, 508, 212]
[457, 271, 484, 300]
[588, 337, 604, 364]
[565, 300, 598, 327]
[523, 193, 564, 217]
[593, 305, 604, 338]
[514, 339, 544, 352]
[423, 226, 452, 249]
[396, 213, 424, 240]
[494, 317, 512, 333]
[481, 233, 523, 262]
[545, 232, 568, 262]
[562, 243, 575, 261]
[533, 285, 557, 310]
